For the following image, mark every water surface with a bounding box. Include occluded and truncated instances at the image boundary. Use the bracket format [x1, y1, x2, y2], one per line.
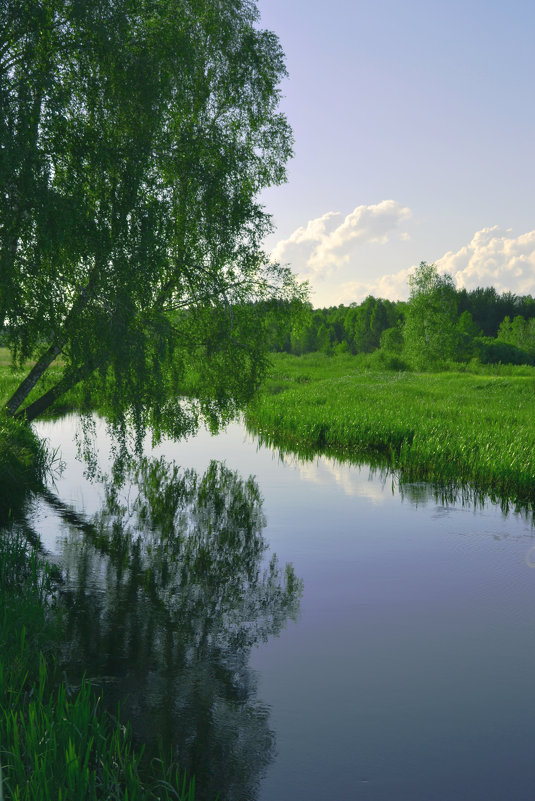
[29, 414, 535, 801]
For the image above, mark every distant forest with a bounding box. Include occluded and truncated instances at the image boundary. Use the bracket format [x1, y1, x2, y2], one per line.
[271, 284, 535, 367]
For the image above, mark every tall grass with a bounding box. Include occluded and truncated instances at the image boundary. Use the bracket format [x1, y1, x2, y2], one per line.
[247, 353, 535, 509]
[0, 527, 196, 801]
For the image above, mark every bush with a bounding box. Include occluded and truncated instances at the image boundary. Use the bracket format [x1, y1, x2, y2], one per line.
[362, 349, 411, 372]
[473, 337, 534, 366]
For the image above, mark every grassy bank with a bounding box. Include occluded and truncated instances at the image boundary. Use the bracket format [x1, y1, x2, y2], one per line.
[0, 347, 70, 414]
[0, 526, 195, 801]
[247, 353, 535, 509]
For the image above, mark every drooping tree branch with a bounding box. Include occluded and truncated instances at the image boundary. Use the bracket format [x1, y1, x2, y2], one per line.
[0, 0, 301, 429]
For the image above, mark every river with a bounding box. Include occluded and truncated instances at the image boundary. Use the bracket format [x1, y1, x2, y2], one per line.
[26, 413, 535, 801]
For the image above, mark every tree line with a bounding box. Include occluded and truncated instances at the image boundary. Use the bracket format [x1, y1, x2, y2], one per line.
[273, 263, 535, 368]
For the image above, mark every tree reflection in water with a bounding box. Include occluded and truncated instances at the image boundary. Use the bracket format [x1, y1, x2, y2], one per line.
[48, 458, 302, 801]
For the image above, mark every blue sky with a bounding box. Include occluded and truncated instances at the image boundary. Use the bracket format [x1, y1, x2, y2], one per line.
[258, 0, 535, 306]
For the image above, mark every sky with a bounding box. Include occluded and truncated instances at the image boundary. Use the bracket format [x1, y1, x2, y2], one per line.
[257, 0, 535, 307]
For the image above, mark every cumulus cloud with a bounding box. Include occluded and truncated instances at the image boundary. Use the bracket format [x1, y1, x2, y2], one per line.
[334, 225, 535, 304]
[271, 200, 412, 277]
[273, 200, 535, 305]
[436, 226, 535, 294]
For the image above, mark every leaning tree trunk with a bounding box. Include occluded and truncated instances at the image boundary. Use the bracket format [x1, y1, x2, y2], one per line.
[15, 362, 99, 423]
[5, 342, 64, 416]
[5, 269, 101, 416]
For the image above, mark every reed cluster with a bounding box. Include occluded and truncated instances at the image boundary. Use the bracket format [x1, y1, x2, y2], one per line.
[247, 353, 535, 508]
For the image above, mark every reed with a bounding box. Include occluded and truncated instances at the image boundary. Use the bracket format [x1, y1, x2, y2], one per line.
[247, 353, 535, 509]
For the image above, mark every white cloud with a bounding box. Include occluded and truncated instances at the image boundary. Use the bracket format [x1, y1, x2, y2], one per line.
[334, 225, 535, 304]
[436, 226, 535, 294]
[336, 268, 413, 304]
[273, 201, 535, 305]
[292, 457, 389, 503]
[271, 200, 412, 277]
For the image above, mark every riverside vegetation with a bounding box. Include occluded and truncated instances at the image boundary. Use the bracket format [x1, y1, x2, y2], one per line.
[245, 262, 535, 511]
[247, 352, 535, 511]
[0, 525, 197, 801]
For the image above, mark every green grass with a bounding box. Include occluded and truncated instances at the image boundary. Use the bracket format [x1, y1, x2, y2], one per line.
[247, 352, 535, 509]
[0, 527, 196, 801]
[0, 347, 64, 520]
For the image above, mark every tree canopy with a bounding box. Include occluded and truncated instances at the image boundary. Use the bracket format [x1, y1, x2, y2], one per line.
[1, 0, 305, 429]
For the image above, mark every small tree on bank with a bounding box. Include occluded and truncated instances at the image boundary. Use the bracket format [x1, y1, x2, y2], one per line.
[1, 0, 305, 432]
[403, 262, 458, 368]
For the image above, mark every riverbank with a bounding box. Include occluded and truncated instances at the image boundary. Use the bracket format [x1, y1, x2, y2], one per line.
[246, 353, 535, 509]
[0, 349, 60, 516]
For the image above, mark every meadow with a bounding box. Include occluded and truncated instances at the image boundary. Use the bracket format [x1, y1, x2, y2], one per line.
[246, 352, 535, 510]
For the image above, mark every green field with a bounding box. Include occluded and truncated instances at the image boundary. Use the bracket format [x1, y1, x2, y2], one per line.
[246, 353, 535, 510]
[0, 347, 64, 401]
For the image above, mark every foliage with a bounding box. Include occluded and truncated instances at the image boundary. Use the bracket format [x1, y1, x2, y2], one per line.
[457, 286, 535, 337]
[272, 298, 405, 356]
[379, 324, 404, 354]
[1, 0, 304, 429]
[497, 315, 535, 357]
[402, 262, 459, 368]
[247, 353, 535, 509]
[269, 278, 535, 369]
[454, 310, 481, 360]
[473, 336, 534, 366]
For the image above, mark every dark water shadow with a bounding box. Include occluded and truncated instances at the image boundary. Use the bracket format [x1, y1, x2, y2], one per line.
[39, 458, 303, 801]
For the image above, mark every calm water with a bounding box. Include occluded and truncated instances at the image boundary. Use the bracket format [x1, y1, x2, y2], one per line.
[27, 414, 535, 801]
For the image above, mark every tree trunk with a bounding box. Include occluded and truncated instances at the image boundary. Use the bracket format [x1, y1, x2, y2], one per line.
[5, 342, 63, 416]
[5, 268, 100, 415]
[15, 361, 99, 423]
